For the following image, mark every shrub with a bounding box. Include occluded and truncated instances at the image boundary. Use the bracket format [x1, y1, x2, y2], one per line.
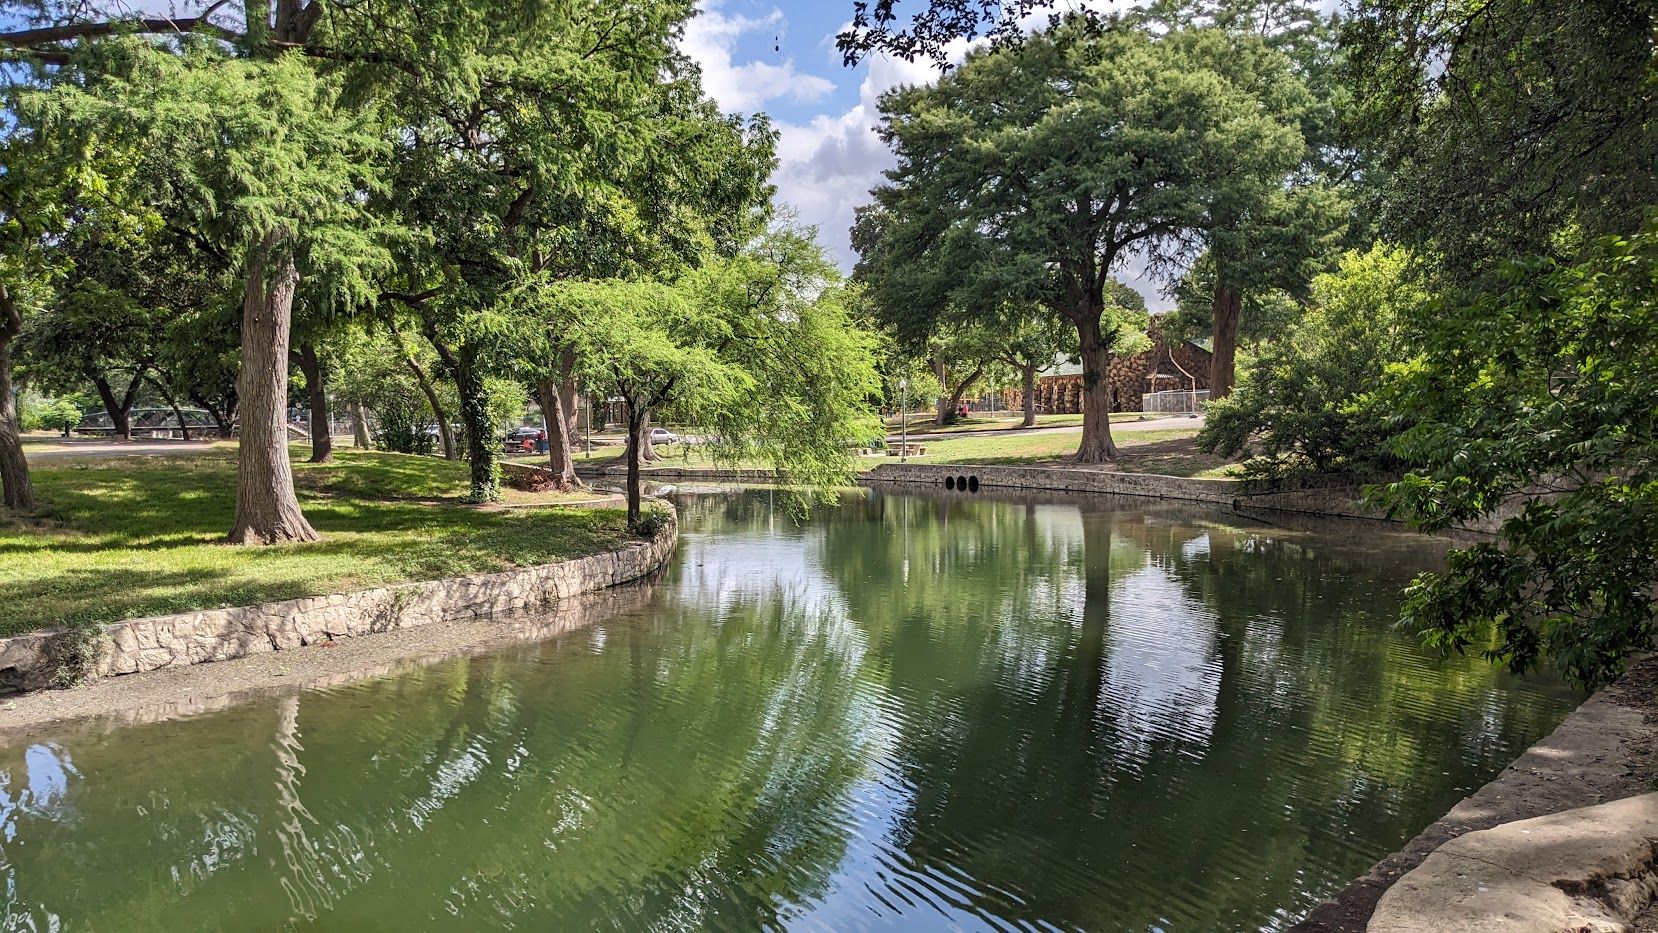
[372, 397, 436, 456]
[1199, 245, 1425, 478]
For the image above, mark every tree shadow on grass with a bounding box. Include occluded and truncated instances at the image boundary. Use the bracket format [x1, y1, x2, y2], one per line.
[0, 566, 243, 636]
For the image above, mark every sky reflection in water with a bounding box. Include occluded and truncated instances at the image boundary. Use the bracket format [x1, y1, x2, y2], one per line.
[0, 488, 1578, 932]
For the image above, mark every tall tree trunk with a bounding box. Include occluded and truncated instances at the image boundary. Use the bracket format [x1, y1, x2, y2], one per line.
[558, 347, 580, 439]
[534, 378, 580, 490]
[634, 411, 661, 462]
[293, 342, 332, 463]
[1210, 282, 1243, 401]
[441, 342, 498, 502]
[624, 400, 645, 529]
[933, 357, 949, 425]
[1021, 361, 1039, 427]
[90, 371, 142, 441]
[189, 389, 235, 439]
[144, 373, 191, 441]
[228, 234, 319, 545]
[349, 402, 372, 447]
[0, 282, 34, 511]
[1073, 310, 1120, 463]
[396, 340, 455, 460]
[947, 365, 985, 421]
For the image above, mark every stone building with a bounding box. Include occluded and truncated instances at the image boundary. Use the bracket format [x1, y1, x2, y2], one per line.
[1012, 325, 1211, 414]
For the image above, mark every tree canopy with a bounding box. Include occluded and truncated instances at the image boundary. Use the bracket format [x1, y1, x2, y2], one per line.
[862, 18, 1308, 461]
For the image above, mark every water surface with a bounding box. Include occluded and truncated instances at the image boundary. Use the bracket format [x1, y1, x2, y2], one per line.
[0, 488, 1577, 931]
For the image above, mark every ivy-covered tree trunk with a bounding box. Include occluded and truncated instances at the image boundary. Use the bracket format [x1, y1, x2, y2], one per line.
[0, 283, 34, 512]
[1073, 309, 1120, 463]
[293, 341, 332, 463]
[228, 234, 319, 545]
[1210, 282, 1243, 400]
[1020, 360, 1039, 427]
[449, 344, 498, 502]
[534, 378, 580, 490]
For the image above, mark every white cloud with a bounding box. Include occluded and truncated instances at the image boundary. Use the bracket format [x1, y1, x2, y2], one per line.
[684, 1, 1171, 309]
[769, 48, 960, 274]
[681, 4, 836, 115]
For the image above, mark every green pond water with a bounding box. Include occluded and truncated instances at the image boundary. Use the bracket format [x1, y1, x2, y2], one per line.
[0, 487, 1579, 932]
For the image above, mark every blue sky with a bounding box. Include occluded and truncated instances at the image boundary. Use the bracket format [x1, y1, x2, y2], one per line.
[681, 1, 947, 273]
[680, 0, 1171, 308]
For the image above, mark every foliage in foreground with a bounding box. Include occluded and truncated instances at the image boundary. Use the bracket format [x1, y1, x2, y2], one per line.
[1371, 226, 1658, 688]
[1199, 245, 1424, 478]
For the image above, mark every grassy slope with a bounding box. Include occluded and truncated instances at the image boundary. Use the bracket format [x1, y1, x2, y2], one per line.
[888, 428, 1240, 476]
[1, 449, 632, 637]
[531, 428, 1240, 478]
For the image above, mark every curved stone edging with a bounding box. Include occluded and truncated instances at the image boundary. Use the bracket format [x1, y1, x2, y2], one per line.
[1292, 660, 1658, 931]
[1369, 793, 1658, 932]
[0, 510, 678, 695]
[862, 462, 1400, 522]
[575, 464, 783, 482]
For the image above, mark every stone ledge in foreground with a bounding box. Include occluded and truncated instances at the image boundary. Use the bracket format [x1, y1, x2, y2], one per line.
[1293, 660, 1658, 931]
[1369, 792, 1658, 933]
[0, 511, 677, 695]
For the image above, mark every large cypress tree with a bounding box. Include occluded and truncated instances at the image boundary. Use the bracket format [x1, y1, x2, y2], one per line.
[864, 20, 1303, 462]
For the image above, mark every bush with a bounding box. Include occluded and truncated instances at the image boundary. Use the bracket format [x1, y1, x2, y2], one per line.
[372, 397, 437, 456]
[1198, 246, 1425, 478]
[18, 390, 87, 433]
[629, 507, 671, 538]
[1371, 226, 1658, 687]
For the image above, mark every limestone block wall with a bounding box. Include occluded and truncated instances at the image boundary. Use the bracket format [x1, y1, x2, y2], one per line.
[862, 463, 1375, 514]
[0, 513, 678, 694]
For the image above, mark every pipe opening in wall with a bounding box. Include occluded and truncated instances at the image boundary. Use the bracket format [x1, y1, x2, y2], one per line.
[945, 476, 956, 489]
[968, 476, 980, 492]
[956, 475, 968, 491]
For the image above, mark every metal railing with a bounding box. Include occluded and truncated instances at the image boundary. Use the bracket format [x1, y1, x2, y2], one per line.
[1141, 389, 1209, 414]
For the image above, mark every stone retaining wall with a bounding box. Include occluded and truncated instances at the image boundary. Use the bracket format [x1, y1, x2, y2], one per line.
[0, 513, 678, 694]
[1291, 661, 1658, 931]
[575, 464, 783, 482]
[862, 462, 1394, 521]
[1367, 793, 1658, 933]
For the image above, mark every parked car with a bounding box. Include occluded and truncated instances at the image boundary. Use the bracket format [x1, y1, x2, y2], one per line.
[502, 427, 540, 453]
[649, 427, 679, 445]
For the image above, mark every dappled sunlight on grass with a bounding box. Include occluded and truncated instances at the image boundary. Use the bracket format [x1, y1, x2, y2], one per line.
[0, 449, 632, 636]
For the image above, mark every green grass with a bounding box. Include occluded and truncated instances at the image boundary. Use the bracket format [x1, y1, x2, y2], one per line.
[0, 449, 634, 637]
[870, 428, 1241, 477]
[881, 411, 1169, 434]
[517, 428, 1240, 479]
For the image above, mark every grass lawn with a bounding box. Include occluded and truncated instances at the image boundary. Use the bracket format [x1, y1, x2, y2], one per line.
[0, 449, 635, 637]
[515, 428, 1241, 479]
[871, 428, 1242, 477]
[881, 411, 1169, 434]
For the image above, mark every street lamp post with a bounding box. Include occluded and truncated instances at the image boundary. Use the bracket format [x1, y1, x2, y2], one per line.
[899, 376, 909, 464]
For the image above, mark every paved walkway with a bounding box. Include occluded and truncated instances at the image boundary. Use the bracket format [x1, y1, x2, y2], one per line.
[886, 415, 1203, 444]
